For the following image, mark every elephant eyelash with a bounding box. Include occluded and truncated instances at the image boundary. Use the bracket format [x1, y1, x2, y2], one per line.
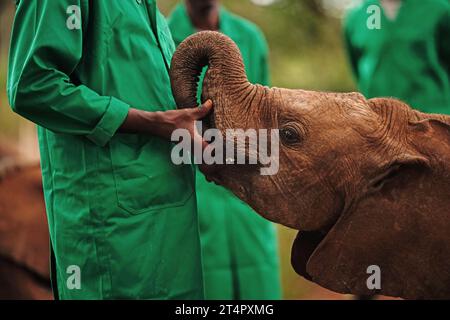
[279, 123, 306, 146]
[280, 127, 300, 144]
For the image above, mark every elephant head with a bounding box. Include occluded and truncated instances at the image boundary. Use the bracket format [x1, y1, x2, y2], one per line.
[170, 31, 450, 299]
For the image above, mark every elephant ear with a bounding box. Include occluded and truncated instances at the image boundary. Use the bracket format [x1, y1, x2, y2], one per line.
[292, 105, 450, 299]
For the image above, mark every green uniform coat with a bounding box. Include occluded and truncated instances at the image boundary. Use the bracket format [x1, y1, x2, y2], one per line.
[168, 4, 281, 300]
[344, 0, 450, 114]
[8, 0, 203, 299]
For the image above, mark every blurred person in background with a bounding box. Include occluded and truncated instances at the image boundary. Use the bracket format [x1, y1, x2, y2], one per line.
[168, 0, 282, 300]
[344, 0, 450, 114]
[7, 0, 213, 299]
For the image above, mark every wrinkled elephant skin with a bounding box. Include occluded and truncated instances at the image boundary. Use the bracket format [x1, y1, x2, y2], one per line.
[170, 31, 450, 299]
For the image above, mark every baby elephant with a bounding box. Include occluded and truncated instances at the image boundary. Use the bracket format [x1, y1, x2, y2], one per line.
[170, 31, 450, 299]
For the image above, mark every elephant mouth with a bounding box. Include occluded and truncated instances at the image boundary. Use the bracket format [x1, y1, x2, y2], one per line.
[201, 164, 223, 184]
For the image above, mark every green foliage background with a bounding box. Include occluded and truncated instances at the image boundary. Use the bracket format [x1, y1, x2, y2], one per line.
[0, 0, 356, 299]
[0, 2, 22, 138]
[160, 0, 355, 91]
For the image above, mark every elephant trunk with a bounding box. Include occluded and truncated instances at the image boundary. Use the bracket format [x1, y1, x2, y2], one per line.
[170, 31, 252, 108]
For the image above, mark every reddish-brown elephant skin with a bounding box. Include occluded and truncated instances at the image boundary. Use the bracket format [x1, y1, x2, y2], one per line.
[170, 31, 450, 300]
[0, 143, 51, 299]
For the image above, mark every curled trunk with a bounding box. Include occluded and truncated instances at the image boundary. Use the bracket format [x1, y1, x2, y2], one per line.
[170, 31, 252, 108]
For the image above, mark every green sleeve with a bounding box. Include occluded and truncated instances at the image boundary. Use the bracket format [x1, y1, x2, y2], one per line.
[7, 0, 130, 147]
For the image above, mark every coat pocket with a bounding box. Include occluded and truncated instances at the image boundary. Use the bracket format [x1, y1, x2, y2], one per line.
[110, 134, 194, 215]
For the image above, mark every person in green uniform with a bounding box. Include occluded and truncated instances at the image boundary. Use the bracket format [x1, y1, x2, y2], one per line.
[344, 0, 450, 114]
[7, 0, 213, 299]
[168, 0, 281, 300]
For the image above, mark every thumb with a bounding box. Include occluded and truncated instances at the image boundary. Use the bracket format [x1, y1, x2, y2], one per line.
[194, 99, 213, 119]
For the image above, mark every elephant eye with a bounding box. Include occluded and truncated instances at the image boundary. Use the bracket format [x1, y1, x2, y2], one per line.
[280, 126, 301, 145]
